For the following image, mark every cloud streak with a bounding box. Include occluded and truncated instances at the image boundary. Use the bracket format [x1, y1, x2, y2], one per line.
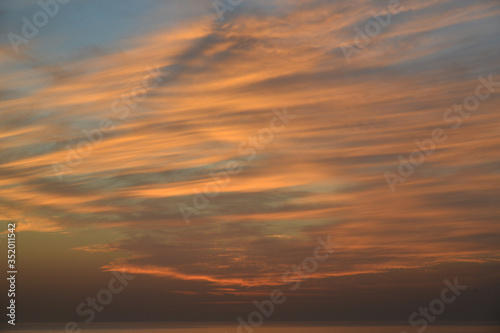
[0, 0, 499, 323]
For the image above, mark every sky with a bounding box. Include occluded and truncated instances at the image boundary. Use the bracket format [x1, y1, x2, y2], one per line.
[0, 0, 499, 326]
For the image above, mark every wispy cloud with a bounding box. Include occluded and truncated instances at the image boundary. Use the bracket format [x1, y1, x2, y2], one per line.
[1, 0, 499, 322]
